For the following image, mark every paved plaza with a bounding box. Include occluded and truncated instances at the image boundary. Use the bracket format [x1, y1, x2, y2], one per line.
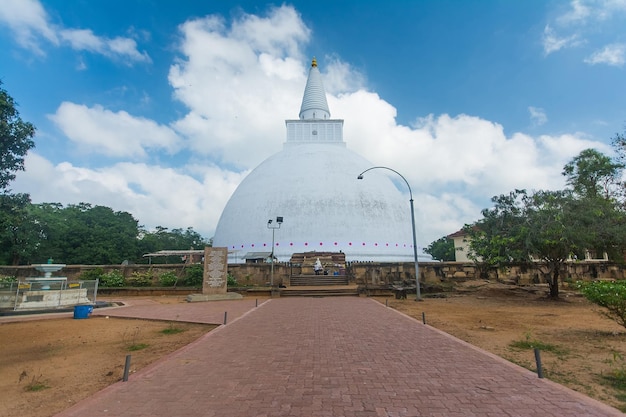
[51, 297, 623, 417]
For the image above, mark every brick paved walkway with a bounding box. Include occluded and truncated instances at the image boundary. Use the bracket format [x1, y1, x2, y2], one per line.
[55, 297, 623, 417]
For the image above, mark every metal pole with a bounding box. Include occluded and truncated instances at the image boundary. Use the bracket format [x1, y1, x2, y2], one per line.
[410, 198, 421, 301]
[270, 228, 275, 287]
[358, 166, 421, 301]
[123, 355, 131, 381]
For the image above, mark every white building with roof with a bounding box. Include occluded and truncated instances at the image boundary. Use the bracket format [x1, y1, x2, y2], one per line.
[213, 58, 416, 263]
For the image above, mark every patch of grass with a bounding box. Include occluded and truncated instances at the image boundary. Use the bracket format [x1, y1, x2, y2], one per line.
[127, 343, 149, 351]
[509, 331, 569, 357]
[161, 326, 185, 335]
[21, 371, 49, 392]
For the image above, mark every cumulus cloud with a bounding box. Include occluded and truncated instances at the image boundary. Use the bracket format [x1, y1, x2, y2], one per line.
[12, 4, 616, 246]
[49, 102, 181, 158]
[0, 0, 149, 63]
[584, 43, 626, 66]
[14, 153, 246, 237]
[168, 5, 311, 168]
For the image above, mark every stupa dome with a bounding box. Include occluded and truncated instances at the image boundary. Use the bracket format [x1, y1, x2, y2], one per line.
[212, 58, 414, 262]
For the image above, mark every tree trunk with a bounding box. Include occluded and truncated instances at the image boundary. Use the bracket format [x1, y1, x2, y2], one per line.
[549, 266, 560, 298]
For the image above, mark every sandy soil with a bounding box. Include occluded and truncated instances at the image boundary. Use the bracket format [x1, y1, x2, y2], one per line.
[2, 281, 626, 417]
[0, 312, 215, 417]
[381, 280, 626, 412]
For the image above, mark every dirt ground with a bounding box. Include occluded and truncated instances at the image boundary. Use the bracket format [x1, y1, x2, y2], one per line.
[2, 281, 626, 417]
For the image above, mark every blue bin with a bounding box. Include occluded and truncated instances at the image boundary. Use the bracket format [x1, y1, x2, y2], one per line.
[73, 305, 93, 319]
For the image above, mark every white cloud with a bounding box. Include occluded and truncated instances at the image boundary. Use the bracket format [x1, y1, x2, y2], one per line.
[49, 102, 181, 158]
[544, 0, 626, 60]
[528, 106, 548, 126]
[168, 5, 310, 168]
[0, 0, 57, 54]
[584, 43, 626, 66]
[542, 25, 581, 55]
[0, 0, 149, 63]
[13, 153, 246, 237]
[11, 4, 616, 247]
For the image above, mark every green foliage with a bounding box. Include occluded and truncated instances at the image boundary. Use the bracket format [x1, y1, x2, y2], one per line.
[127, 271, 153, 287]
[182, 264, 204, 287]
[577, 280, 626, 328]
[424, 236, 455, 261]
[509, 331, 568, 357]
[137, 226, 210, 264]
[0, 193, 39, 265]
[602, 351, 626, 398]
[158, 271, 178, 287]
[0, 81, 36, 192]
[0, 275, 16, 283]
[28, 202, 140, 265]
[79, 267, 104, 281]
[127, 343, 149, 351]
[227, 273, 237, 287]
[99, 270, 125, 287]
[563, 148, 624, 200]
[161, 324, 185, 335]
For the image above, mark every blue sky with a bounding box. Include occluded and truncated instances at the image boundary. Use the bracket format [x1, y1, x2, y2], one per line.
[1, 0, 625, 249]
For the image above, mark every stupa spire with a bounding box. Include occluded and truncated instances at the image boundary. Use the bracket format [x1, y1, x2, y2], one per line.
[299, 57, 330, 120]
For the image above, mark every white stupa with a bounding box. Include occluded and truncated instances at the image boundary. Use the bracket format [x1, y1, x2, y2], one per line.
[213, 58, 414, 262]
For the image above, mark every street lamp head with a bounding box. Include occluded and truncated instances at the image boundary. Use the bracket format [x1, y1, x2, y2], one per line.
[357, 174, 364, 180]
[267, 219, 272, 225]
[276, 216, 283, 224]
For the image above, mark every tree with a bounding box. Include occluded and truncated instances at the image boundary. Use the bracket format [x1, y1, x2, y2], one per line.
[465, 190, 530, 269]
[578, 280, 626, 329]
[137, 226, 210, 263]
[0, 82, 37, 264]
[0, 81, 35, 192]
[424, 236, 455, 261]
[562, 148, 623, 201]
[466, 189, 587, 298]
[0, 193, 41, 265]
[29, 203, 140, 264]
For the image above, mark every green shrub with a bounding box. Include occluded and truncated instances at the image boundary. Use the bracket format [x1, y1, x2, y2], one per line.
[227, 273, 237, 287]
[127, 271, 153, 287]
[0, 275, 17, 289]
[159, 272, 178, 287]
[79, 268, 104, 281]
[182, 265, 203, 287]
[577, 280, 626, 328]
[99, 270, 125, 287]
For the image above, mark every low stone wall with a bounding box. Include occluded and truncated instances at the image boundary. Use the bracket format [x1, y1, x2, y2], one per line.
[1, 260, 623, 290]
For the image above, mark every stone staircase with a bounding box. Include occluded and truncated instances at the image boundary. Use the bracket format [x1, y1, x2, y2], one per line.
[279, 286, 359, 297]
[281, 274, 357, 297]
[289, 274, 349, 286]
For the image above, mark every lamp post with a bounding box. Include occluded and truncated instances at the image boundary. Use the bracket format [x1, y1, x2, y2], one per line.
[267, 216, 283, 287]
[357, 167, 421, 301]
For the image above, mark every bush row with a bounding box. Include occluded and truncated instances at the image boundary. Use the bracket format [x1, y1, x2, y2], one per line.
[79, 265, 205, 288]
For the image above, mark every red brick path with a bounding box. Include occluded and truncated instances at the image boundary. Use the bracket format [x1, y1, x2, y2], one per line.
[56, 297, 623, 417]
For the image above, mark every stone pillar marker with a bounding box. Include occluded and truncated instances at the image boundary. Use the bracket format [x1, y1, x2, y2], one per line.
[203, 247, 228, 295]
[187, 247, 242, 302]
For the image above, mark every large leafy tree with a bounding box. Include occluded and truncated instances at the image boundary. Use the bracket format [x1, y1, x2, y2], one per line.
[465, 149, 626, 298]
[0, 82, 37, 264]
[465, 190, 530, 268]
[30, 203, 140, 264]
[137, 226, 209, 263]
[562, 148, 624, 201]
[0, 81, 35, 192]
[0, 193, 41, 265]
[424, 236, 455, 261]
